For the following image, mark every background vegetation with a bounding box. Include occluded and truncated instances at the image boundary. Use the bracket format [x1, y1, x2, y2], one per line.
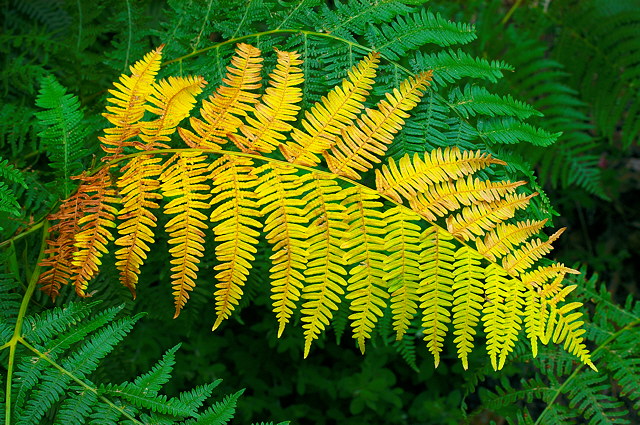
[1, 0, 639, 424]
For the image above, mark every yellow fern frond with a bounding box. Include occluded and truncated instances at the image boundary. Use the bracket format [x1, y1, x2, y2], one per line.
[139, 75, 207, 148]
[70, 168, 119, 296]
[408, 177, 526, 221]
[299, 173, 349, 357]
[232, 49, 303, 153]
[375, 147, 506, 203]
[446, 192, 536, 242]
[324, 72, 432, 180]
[210, 155, 262, 330]
[160, 152, 211, 318]
[501, 228, 565, 274]
[280, 52, 380, 166]
[383, 207, 422, 340]
[546, 302, 596, 371]
[114, 155, 164, 295]
[483, 264, 524, 370]
[255, 163, 309, 336]
[342, 186, 388, 353]
[179, 43, 263, 149]
[452, 245, 484, 370]
[546, 284, 578, 306]
[524, 287, 548, 358]
[475, 219, 549, 261]
[522, 263, 580, 288]
[100, 45, 164, 160]
[418, 225, 455, 368]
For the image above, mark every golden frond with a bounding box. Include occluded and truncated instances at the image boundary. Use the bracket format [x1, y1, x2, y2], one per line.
[209, 155, 262, 330]
[232, 49, 304, 153]
[501, 228, 565, 274]
[36, 44, 593, 372]
[160, 152, 211, 318]
[255, 163, 310, 337]
[475, 219, 549, 261]
[452, 245, 484, 370]
[483, 264, 524, 370]
[418, 225, 455, 368]
[114, 155, 164, 296]
[446, 192, 537, 242]
[100, 45, 164, 160]
[375, 148, 506, 203]
[280, 52, 380, 166]
[546, 302, 596, 371]
[383, 206, 422, 340]
[139, 75, 207, 149]
[408, 177, 526, 221]
[299, 173, 349, 357]
[522, 263, 580, 288]
[342, 186, 388, 353]
[523, 286, 548, 358]
[179, 43, 263, 149]
[324, 72, 432, 180]
[70, 168, 119, 296]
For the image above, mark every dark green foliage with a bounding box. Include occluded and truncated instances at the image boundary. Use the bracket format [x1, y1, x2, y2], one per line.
[0, 293, 267, 424]
[548, 0, 640, 148]
[0, 157, 27, 229]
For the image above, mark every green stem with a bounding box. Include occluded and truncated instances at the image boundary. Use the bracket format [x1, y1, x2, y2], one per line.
[534, 317, 640, 425]
[501, 0, 524, 26]
[0, 219, 45, 249]
[19, 338, 144, 425]
[163, 29, 372, 66]
[3, 220, 49, 425]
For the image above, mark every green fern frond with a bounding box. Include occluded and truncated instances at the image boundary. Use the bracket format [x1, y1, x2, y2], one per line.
[365, 9, 476, 60]
[477, 118, 559, 147]
[411, 49, 513, 86]
[35, 75, 89, 198]
[2, 297, 256, 425]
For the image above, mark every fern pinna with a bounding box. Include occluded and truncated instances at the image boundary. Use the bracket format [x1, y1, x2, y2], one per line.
[38, 43, 594, 372]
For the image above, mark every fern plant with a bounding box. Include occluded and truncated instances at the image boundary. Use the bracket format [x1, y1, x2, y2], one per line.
[36, 41, 594, 373]
[0, 249, 285, 425]
[469, 269, 640, 424]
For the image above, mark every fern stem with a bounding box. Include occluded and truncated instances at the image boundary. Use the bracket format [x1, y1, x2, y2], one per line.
[232, 0, 253, 39]
[0, 217, 49, 249]
[162, 29, 374, 66]
[194, 0, 215, 51]
[98, 147, 525, 284]
[18, 338, 145, 425]
[123, 0, 132, 72]
[501, 0, 524, 26]
[3, 220, 48, 425]
[534, 316, 640, 425]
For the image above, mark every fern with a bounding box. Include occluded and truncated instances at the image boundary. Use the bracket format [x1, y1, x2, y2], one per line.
[0, 157, 27, 231]
[469, 269, 640, 424]
[35, 75, 89, 198]
[0, 255, 271, 424]
[35, 43, 595, 372]
[548, 0, 640, 149]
